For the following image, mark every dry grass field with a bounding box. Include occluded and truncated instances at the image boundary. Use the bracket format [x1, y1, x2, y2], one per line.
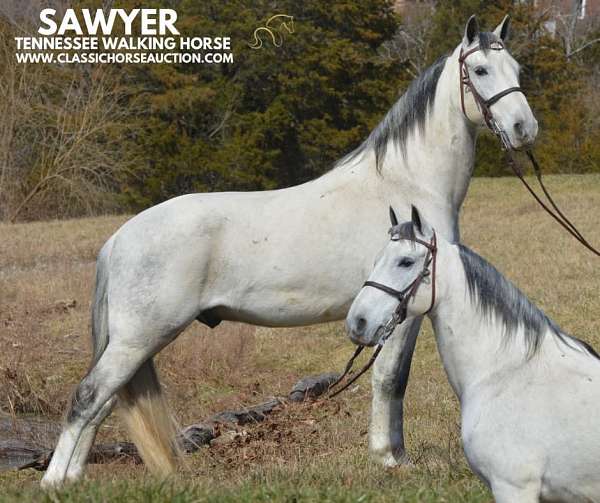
[0, 175, 599, 502]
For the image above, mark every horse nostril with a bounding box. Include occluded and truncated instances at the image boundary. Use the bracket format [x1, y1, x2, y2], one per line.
[355, 317, 367, 334]
[514, 121, 523, 136]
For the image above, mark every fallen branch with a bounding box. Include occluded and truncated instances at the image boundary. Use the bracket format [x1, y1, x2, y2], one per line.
[0, 372, 341, 472]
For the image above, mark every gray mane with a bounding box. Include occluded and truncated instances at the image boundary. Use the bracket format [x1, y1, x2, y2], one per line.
[477, 31, 500, 51]
[337, 33, 500, 172]
[339, 55, 448, 171]
[457, 244, 599, 359]
[389, 222, 415, 241]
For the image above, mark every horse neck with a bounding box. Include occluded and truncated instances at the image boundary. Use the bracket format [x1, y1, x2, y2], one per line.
[379, 46, 477, 214]
[321, 48, 477, 238]
[429, 242, 534, 400]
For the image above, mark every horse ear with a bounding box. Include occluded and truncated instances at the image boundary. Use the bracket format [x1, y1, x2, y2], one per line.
[494, 15, 511, 42]
[389, 206, 399, 227]
[411, 205, 422, 234]
[411, 205, 433, 238]
[463, 15, 479, 47]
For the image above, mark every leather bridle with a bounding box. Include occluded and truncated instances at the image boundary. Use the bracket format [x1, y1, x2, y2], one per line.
[362, 231, 438, 347]
[327, 230, 437, 399]
[459, 40, 524, 149]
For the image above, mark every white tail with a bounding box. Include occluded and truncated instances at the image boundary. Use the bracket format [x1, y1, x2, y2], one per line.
[117, 359, 180, 477]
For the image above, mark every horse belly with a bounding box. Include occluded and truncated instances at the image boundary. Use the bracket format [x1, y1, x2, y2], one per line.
[218, 287, 356, 326]
[207, 255, 366, 327]
[201, 202, 384, 326]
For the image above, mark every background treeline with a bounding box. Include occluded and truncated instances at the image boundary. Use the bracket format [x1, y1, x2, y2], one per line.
[0, 0, 599, 221]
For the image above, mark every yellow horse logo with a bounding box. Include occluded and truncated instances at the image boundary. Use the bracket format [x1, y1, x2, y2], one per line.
[248, 14, 295, 50]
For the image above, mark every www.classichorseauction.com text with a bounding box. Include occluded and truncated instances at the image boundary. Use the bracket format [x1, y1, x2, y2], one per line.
[14, 8, 233, 65]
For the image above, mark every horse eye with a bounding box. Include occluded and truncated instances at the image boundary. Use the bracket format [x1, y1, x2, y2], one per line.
[398, 258, 414, 268]
[474, 67, 488, 76]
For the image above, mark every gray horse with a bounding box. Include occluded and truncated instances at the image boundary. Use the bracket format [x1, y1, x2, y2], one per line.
[42, 15, 537, 486]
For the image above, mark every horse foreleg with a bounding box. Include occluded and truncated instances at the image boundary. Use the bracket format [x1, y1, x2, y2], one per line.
[491, 479, 541, 503]
[369, 316, 422, 466]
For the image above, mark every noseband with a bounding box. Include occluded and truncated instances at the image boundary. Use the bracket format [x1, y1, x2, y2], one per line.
[459, 40, 524, 149]
[362, 231, 437, 346]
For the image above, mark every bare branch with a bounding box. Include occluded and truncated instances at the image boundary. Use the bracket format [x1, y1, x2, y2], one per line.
[568, 37, 600, 58]
[0, 18, 136, 222]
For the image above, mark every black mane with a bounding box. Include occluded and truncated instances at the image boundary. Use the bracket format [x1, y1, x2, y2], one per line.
[389, 222, 416, 241]
[339, 55, 448, 171]
[336, 32, 503, 173]
[478, 31, 501, 52]
[457, 244, 599, 360]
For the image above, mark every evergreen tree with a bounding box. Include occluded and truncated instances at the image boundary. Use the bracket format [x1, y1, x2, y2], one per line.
[121, 0, 402, 208]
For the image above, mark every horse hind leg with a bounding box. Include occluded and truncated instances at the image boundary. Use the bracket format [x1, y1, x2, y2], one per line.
[61, 359, 179, 483]
[62, 242, 116, 481]
[40, 341, 166, 488]
[64, 396, 116, 481]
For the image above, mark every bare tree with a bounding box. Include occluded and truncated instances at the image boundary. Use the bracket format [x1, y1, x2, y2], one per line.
[0, 24, 46, 220]
[0, 16, 135, 222]
[554, 0, 600, 59]
[378, 1, 435, 78]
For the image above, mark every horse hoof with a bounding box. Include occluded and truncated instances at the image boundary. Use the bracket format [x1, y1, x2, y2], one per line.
[40, 474, 64, 490]
[372, 448, 413, 468]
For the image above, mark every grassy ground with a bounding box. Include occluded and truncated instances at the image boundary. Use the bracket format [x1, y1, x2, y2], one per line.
[1, 174, 599, 502]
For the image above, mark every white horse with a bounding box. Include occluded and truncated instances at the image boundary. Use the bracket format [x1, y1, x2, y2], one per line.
[42, 15, 538, 487]
[347, 207, 600, 503]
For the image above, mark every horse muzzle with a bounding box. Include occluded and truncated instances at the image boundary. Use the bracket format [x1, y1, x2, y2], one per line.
[346, 315, 383, 347]
[511, 116, 538, 149]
